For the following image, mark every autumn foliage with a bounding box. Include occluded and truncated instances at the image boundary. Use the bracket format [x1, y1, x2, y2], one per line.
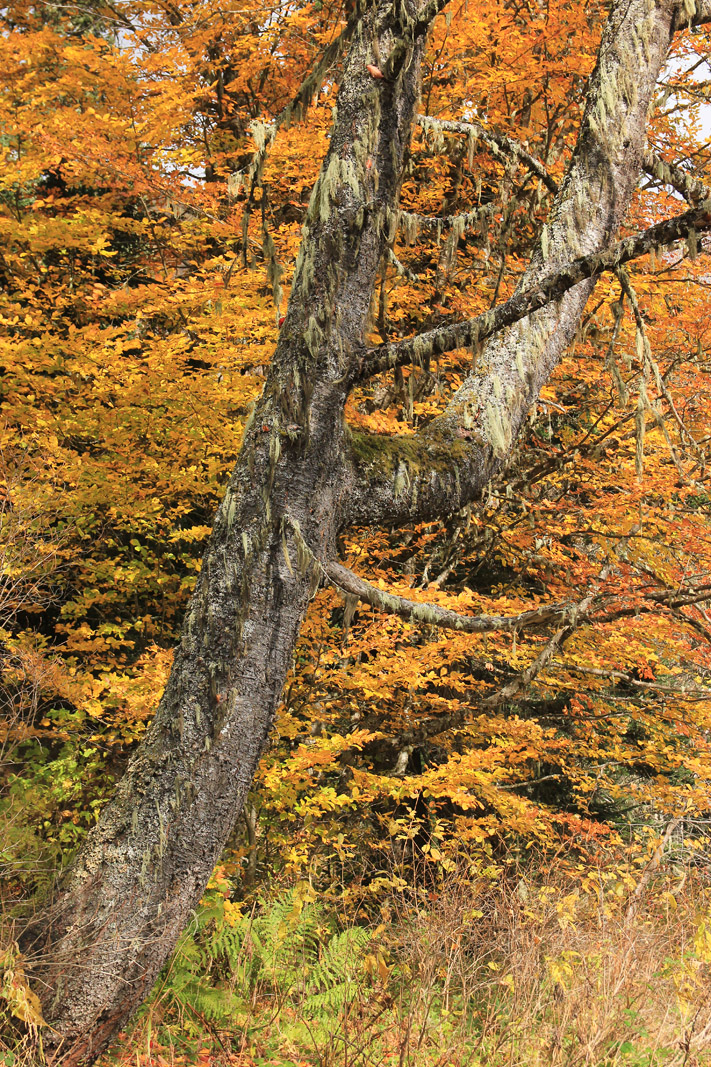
[2, 0, 711, 1055]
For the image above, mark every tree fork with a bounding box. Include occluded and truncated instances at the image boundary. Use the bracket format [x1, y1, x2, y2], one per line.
[346, 0, 702, 529]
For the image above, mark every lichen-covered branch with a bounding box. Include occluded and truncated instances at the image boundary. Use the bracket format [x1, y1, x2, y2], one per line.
[615, 266, 701, 462]
[388, 247, 421, 281]
[673, 0, 711, 30]
[348, 0, 711, 528]
[355, 202, 711, 382]
[230, 12, 359, 263]
[553, 662, 711, 700]
[325, 559, 575, 633]
[483, 583, 600, 707]
[644, 150, 711, 205]
[398, 202, 495, 239]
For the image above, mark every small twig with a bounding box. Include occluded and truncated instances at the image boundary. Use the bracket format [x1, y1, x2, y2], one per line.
[625, 818, 681, 923]
[417, 114, 559, 194]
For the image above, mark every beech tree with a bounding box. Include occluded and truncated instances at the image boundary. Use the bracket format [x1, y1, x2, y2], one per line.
[14, 0, 711, 1060]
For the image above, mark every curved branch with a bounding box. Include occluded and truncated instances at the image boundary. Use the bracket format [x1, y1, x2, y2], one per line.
[478, 571, 609, 709]
[325, 560, 575, 633]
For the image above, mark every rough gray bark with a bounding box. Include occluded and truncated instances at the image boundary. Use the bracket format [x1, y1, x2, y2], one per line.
[22, 0, 709, 1062]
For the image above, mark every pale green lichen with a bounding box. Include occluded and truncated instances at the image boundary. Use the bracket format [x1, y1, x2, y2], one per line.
[249, 119, 276, 157]
[540, 224, 549, 262]
[688, 227, 698, 261]
[401, 211, 419, 246]
[484, 401, 511, 458]
[227, 171, 244, 199]
[601, 74, 618, 121]
[140, 846, 151, 885]
[393, 461, 410, 496]
[304, 316, 323, 356]
[412, 333, 433, 364]
[224, 492, 237, 530]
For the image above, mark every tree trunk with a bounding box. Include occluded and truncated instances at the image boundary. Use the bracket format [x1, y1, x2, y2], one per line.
[24, 5, 427, 1062]
[22, 0, 704, 1061]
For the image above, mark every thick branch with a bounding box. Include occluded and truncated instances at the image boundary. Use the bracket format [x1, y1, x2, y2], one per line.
[325, 560, 575, 633]
[355, 202, 711, 381]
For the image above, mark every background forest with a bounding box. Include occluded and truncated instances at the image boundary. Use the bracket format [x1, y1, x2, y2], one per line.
[3, 0, 711, 1062]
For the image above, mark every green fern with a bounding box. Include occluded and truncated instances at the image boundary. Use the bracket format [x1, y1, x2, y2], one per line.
[150, 886, 375, 1035]
[303, 926, 372, 1014]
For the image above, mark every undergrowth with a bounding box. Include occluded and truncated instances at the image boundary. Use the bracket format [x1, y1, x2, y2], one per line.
[86, 863, 711, 1067]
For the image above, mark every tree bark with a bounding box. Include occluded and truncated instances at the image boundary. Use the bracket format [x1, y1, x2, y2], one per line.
[24, 3, 427, 1061]
[22, 0, 705, 1061]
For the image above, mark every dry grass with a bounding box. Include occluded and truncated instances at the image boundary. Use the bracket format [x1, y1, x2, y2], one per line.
[94, 860, 711, 1067]
[4, 859, 711, 1067]
[379, 864, 711, 1067]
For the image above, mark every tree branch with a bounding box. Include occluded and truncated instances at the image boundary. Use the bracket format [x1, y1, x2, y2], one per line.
[553, 662, 711, 700]
[355, 581, 601, 752]
[417, 114, 559, 194]
[673, 0, 711, 30]
[388, 247, 421, 282]
[354, 202, 711, 382]
[324, 560, 577, 634]
[412, 0, 451, 34]
[398, 203, 495, 237]
[482, 583, 602, 707]
[644, 150, 711, 205]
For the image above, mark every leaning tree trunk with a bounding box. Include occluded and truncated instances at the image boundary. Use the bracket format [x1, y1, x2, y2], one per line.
[23, 0, 696, 1061]
[24, 4, 427, 1062]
